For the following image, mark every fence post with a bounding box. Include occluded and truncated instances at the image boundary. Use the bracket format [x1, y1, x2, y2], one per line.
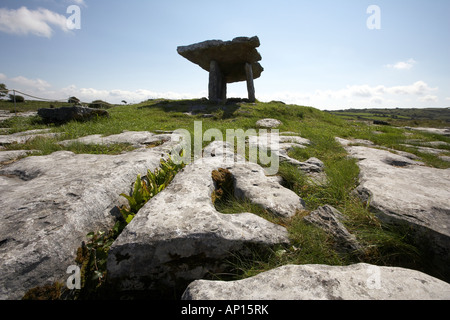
[13, 90, 17, 116]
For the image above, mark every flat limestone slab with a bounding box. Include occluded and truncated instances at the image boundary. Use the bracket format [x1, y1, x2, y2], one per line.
[339, 140, 450, 279]
[107, 141, 297, 296]
[182, 263, 450, 300]
[177, 36, 263, 83]
[0, 135, 181, 300]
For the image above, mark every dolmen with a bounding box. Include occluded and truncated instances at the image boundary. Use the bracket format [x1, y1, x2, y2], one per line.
[177, 36, 264, 103]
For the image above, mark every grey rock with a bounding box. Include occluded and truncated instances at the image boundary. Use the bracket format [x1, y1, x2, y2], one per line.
[177, 36, 263, 84]
[342, 143, 450, 279]
[106, 141, 293, 296]
[59, 131, 173, 149]
[38, 106, 109, 123]
[0, 129, 60, 145]
[0, 135, 182, 300]
[232, 163, 306, 218]
[304, 205, 363, 254]
[256, 118, 282, 128]
[0, 110, 37, 122]
[0, 150, 36, 164]
[405, 127, 450, 136]
[182, 263, 450, 300]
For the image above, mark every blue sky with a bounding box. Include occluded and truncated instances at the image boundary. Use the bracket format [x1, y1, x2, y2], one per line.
[0, 0, 449, 110]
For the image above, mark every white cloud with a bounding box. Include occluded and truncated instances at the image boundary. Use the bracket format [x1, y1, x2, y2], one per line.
[10, 76, 52, 91]
[419, 95, 438, 103]
[386, 58, 417, 70]
[0, 6, 70, 38]
[1, 72, 445, 109]
[258, 81, 439, 109]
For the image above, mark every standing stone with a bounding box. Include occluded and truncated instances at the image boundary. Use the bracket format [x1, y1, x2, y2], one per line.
[245, 62, 255, 102]
[208, 60, 226, 102]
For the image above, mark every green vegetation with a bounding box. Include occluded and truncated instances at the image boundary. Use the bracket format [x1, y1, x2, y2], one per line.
[74, 155, 186, 299]
[2, 99, 449, 295]
[119, 155, 186, 223]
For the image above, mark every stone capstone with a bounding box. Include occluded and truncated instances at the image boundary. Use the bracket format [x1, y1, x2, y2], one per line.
[177, 36, 263, 102]
[106, 141, 299, 296]
[0, 133, 182, 300]
[177, 36, 263, 84]
[182, 263, 450, 300]
[37, 106, 109, 124]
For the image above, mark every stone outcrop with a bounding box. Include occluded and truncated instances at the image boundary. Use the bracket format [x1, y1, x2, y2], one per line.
[304, 205, 363, 254]
[405, 127, 450, 136]
[59, 131, 173, 149]
[338, 138, 450, 279]
[0, 129, 60, 146]
[0, 150, 36, 164]
[106, 141, 301, 297]
[256, 118, 282, 129]
[37, 106, 109, 124]
[182, 263, 450, 300]
[177, 36, 263, 102]
[0, 133, 181, 300]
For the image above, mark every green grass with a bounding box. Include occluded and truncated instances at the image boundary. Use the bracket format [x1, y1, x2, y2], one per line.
[1, 98, 447, 283]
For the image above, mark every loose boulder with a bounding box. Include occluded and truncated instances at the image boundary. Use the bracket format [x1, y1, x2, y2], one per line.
[182, 263, 450, 300]
[37, 106, 109, 124]
[304, 205, 363, 254]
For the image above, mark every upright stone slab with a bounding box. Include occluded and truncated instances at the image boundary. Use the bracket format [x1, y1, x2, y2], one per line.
[208, 60, 226, 102]
[245, 62, 256, 102]
[177, 36, 263, 102]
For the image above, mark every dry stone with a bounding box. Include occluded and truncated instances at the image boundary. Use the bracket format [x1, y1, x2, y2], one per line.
[304, 205, 363, 254]
[38, 106, 109, 124]
[0, 134, 182, 300]
[177, 36, 263, 102]
[182, 263, 450, 300]
[59, 131, 173, 149]
[106, 141, 297, 297]
[256, 118, 282, 128]
[338, 139, 450, 280]
[0, 129, 60, 146]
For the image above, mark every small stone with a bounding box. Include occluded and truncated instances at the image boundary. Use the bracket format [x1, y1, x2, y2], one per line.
[256, 118, 282, 128]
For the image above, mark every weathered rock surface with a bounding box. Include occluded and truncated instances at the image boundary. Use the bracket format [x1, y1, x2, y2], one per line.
[0, 150, 36, 164]
[177, 36, 263, 84]
[107, 141, 298, 296]
[0, 110, 38, 122]
[0, 129, 60, 145]
[59, 131, 173, 149]
[248, 132, 326, 184]
[38, 106, 109, 124]
[182, 263, 450, 300]
[0, 134, 181, 300]
[304, 205, 363, 254]
[232, 163, 306, 218]
[339, 140, 450, 279]
[405, 127, 450, 136]
[256, 118, 282, 129]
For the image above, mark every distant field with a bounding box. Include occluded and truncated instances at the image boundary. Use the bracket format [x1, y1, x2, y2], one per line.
[0, 99, 74, 112]
[329, 108, 450, 128]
